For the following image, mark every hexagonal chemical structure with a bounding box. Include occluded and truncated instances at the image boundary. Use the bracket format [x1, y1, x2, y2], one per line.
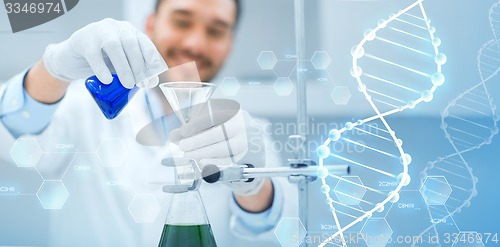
[311, 51, 331, 70]
[97, 138, 127, 167]
[257, 51, 278, 70]
[36, 181, 69, 209]
[64, 153, 101, 180]
[451, 232, 485, 247]
[10, 138, 43, 167]
[128, 194, 161, 223]
[385, 191, 432, 239]
[274, 218, 307, 247]
[274, 77, 294, 96]
[220, 77, 240, 96]
[331, 86, 352, 105]
[360, 218, 393, 247]
[334, 176, 366, 205]
[419, 176, 452, 205]
[36, 153, 76, 180]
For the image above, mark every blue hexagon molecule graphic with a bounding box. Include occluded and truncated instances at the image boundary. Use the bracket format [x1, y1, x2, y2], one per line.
[420, 176, 452, 205]
[331, 86, 352, 105]
[334, 176, 366, 205]
[10, 138, 43, 167]
[36, 181, 69, 209]
[360, 218, 393, 247]
[219, 77, 241, 96]
[274, 218, 307, 247]
[274, 77, 294, 96]
[311, 51, 332, 70]
[257, 51, 278, 70]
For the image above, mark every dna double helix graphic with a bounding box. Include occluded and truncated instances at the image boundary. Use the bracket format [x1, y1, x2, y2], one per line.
[412, 1, 500, 246]
[314, 1, 445, 246]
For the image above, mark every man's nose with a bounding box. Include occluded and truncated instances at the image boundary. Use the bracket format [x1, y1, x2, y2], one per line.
[181, 26, 208, 56]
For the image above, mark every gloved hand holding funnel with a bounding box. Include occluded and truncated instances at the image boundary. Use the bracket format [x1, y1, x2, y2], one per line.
[160, 80, 266, 196]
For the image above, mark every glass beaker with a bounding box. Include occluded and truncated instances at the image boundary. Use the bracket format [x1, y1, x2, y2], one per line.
[158, 190, 217, 247]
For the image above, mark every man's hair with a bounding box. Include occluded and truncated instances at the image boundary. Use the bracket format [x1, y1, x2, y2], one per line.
[154, 0, 241, 27]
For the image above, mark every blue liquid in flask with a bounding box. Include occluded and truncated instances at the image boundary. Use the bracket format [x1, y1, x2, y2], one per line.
[85, 74, 139, 119]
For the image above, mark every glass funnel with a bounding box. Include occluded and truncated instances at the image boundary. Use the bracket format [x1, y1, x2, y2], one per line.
[159, 82, 216, 125]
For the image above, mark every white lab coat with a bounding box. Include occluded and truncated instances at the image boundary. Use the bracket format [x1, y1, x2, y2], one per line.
[0, 80, 298, 247]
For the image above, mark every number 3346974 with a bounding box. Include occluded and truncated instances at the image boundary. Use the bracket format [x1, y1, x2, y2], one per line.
[5, 2, 61, 14]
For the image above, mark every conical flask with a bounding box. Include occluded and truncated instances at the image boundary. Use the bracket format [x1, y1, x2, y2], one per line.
[85, 74, 139, 119]
[158, 190, 217, 247]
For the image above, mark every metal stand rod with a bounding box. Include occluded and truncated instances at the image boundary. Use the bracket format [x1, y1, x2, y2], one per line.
[293, 0, 310, 245]
[241, 165, 349, 178]
[201, 164, 350, 183]
[294, 0, 308, 160]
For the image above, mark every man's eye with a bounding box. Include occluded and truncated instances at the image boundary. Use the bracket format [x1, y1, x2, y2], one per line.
[174, 20, 191, 28]
[208, 28, 225, 38]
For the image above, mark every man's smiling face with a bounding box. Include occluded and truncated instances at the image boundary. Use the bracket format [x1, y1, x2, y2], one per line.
[146, 0, 237, 82]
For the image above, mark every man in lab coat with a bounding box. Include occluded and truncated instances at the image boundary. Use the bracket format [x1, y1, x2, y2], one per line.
[0, 0, 297, 246]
